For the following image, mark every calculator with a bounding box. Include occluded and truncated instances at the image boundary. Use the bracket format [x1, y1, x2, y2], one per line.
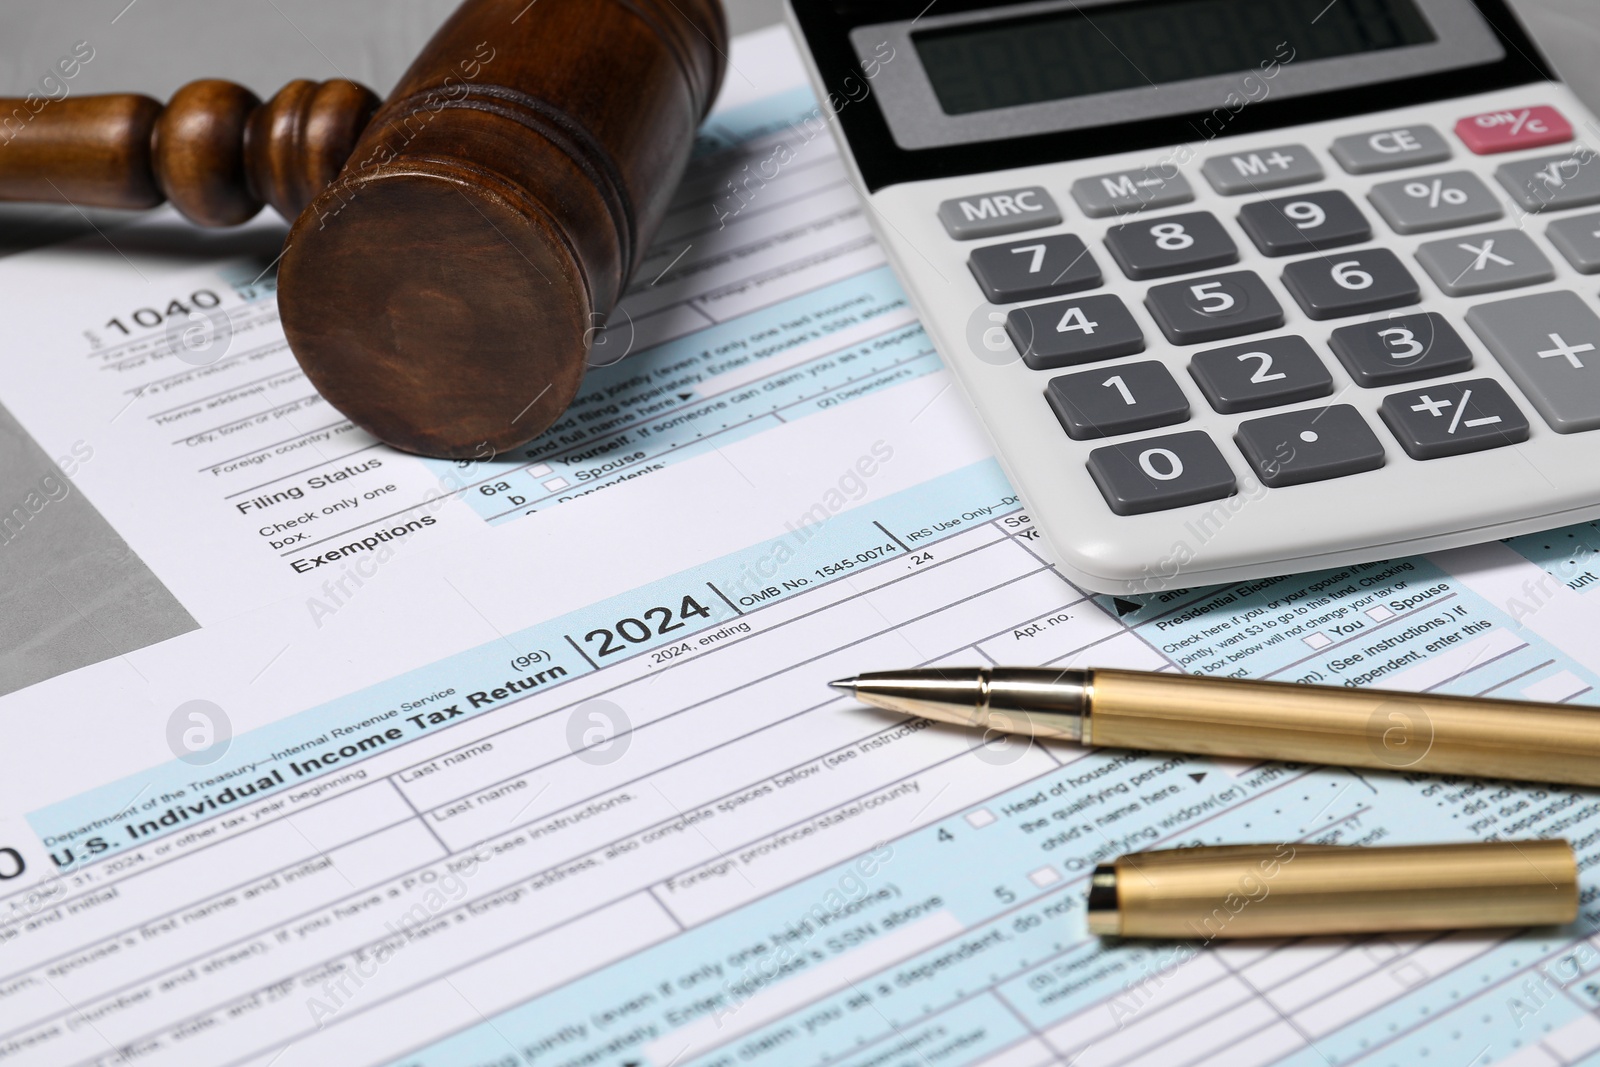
[786, 0, 1600, 593]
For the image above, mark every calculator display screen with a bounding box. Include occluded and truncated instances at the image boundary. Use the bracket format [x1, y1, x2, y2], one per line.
[913, 0, 1438, 116]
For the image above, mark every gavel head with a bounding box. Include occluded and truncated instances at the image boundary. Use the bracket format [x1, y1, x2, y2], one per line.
[277, 0, 725, 459]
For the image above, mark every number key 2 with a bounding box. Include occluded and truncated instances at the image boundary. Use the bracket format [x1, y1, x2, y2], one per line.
[1188, 335, 1334, 413]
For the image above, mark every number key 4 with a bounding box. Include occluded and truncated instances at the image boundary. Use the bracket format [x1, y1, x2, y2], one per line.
[1005, 294, 1145, 370]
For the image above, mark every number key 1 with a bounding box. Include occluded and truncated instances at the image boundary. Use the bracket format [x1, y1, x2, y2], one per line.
[1045, 360, 1189, 439]
[1237, 190, 1371, 257]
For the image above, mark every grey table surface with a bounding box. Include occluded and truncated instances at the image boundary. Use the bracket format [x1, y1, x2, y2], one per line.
[0, 0, 1592, 694]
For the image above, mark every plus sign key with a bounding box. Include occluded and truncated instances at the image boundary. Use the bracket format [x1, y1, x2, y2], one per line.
[1466, 290, 1600, 432]
[1379, 379, 1529, 459]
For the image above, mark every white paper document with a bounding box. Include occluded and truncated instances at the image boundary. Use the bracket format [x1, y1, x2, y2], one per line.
[6, 25, 1600, 1067]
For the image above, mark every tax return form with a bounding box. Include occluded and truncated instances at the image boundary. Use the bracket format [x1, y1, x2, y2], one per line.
[6, 25, 1600, 1067]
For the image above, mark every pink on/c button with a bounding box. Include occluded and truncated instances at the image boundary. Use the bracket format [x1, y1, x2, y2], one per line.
[1455, 106, 1572, 154]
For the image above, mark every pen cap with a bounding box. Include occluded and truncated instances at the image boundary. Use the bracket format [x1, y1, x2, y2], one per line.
[1086, 841, 1577, 939]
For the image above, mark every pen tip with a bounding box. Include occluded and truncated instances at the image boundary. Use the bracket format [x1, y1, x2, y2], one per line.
[828, 677, 856, 692]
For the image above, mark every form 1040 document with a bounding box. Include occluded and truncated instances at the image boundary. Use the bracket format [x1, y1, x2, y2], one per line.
[8, 25, 1600, 1067]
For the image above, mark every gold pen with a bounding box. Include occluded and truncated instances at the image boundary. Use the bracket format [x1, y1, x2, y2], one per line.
[1085, 840, 1577, 938]
[829, 666, 1600, 786]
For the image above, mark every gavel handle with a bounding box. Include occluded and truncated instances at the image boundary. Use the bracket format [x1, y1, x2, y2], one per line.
[0, 79, 378, 226]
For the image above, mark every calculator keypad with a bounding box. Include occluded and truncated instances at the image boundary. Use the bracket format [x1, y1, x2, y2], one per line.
[1330, 125, 1451, 173]
[1366, 171, 1503, 233]
[1189, 336, 1334, 413]
[1329, 313, 1474, 387]
[968, 235, 1101, 302]
[1086, 431, 1236, 514]
[1104, 212, 1237, 280]
[1201, 144, 1322, 195]
[1414, 229, 1554, 297]
[1494, 153, 1600, 213]
[1378, 379, 1530, 459]
[1466, 291, 1600, 433]
[1281, 249, 1420, 319]
[1005, 294, 1144, 370]
[1234, 405, 1385, 488]
[927, 92, 1600, 526]
[1145, 271, 1283, 344]
[1237, 190, 1370, 257]
[1046, 360, 1189, 440]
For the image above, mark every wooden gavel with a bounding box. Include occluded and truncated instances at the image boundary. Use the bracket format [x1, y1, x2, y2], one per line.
[0, 0, 726, 458]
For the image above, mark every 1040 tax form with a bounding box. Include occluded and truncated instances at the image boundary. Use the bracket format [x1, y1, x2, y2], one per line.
[6, 26, 1600, 1067]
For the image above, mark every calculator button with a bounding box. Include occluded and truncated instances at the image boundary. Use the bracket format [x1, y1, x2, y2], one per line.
[1087, 430, 1235, 515]
[1145, 271, 1284, 345]
[1234, 405, 1385, 488]
[1366, 171, 1503, 234]
[1104, 212, 1237, 280]
[1465, 290, 1600, 433]
[1414, 229, 1554, 297]
[937, 186, 1061, 240]
[1329, 125, 1451, 174]
[1237, 190, 1370, 257]
[1455, 106, 1572, 155]
[1071, 167, 1193, 218]
[1188, 336, 1334, 413]
[1546, 213, 1600, 274]
[1379, 379, 1530, 459]
[1045, 360, 1189, 440]
[1328, 312, 1473, 386]
[1201, 144, 1322, 195]
[1281, 249, 1420, 319]
[968, 235, 1100, 302]
[1005, 294, 1144, 370]
[1494, 153, 1600, 213]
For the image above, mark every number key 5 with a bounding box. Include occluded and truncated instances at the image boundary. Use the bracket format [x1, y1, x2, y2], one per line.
[1145, 270, 1284, 344]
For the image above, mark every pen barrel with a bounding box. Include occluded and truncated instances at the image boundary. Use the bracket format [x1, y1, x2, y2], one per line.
[1087, 669, 1600, 786]
[1089, 841, 1577, 939]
